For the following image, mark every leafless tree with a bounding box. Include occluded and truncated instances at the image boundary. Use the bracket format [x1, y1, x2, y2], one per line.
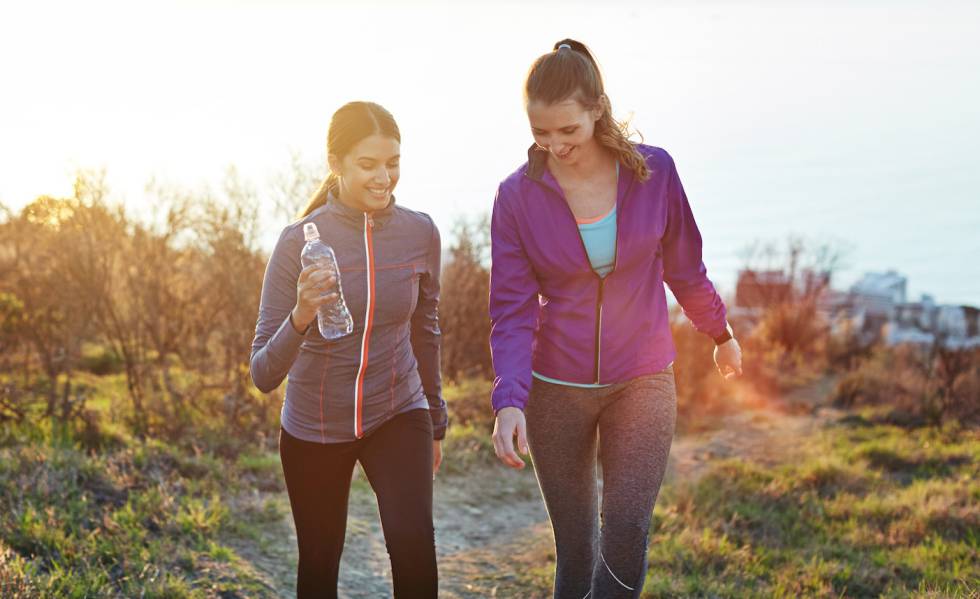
[267, 150, 324, 221]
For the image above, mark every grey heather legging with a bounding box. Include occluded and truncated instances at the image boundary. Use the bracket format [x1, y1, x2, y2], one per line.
[526, 367, 677, 599]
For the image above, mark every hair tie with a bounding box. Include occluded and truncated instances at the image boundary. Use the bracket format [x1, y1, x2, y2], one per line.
[557, 43, 572, 51]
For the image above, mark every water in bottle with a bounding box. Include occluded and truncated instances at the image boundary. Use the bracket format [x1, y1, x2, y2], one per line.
[301, 223, 353, 339]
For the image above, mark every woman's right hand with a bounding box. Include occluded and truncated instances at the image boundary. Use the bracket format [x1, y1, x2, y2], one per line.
[492, 407, 529, 469]
[290, 264, 337, 333]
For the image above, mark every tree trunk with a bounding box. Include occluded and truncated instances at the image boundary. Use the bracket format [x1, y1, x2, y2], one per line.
[60, 370, 73, 422]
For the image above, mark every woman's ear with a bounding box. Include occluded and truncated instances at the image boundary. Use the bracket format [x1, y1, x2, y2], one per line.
[327, 154, 342, 178]
[593, 95, 608, 122]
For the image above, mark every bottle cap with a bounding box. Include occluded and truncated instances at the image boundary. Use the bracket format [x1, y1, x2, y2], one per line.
[303, 222, 319, 241]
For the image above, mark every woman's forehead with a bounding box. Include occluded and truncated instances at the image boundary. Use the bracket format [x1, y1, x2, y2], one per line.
[347, 134, 400, 160]
[527, 98, 587, 128]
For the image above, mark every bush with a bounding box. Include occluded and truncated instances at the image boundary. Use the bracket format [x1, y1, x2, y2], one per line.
[0, 292, 25, 358]
[441, 378, 497, 474]
[440, 217, 492, 383]
[78, 345, 123, 376]
[670, 315, 738, 432]
[444, 377, 494, 432]
[833, 345, 980, 427]
[741, 301, 829, 394]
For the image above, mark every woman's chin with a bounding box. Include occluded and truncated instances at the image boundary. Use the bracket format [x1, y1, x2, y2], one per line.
[356, 193, 391, 212]
[551, 146, 584, 166]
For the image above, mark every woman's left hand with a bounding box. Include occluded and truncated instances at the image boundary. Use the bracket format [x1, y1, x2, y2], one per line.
[714, 338, 743, 380]
[433, 440, 443, 479]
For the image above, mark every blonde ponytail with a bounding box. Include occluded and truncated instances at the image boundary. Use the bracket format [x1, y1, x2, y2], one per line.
[594, 100, 649, 182]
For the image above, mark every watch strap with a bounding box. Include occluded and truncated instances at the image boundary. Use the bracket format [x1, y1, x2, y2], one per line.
[713, 323, 734, 346]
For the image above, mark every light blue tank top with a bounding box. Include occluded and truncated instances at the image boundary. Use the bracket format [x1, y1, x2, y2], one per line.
[577, 205, 617, 277]
[533, 171, 618, 389]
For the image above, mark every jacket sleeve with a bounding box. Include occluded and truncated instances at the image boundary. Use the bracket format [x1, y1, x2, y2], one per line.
[410, 216, 448, 440]
[661, 153, 728, 339]
[250, 226, 307, 393]
[488, 184, 540, 413]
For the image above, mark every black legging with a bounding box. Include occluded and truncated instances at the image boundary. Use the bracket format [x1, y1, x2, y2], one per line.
[279, 408, 437, 599]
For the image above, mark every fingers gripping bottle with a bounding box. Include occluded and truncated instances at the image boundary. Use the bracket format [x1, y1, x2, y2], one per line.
[301, 223, 354, 339]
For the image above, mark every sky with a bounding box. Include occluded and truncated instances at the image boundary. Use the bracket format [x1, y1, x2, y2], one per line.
[2, 0, 979, 305]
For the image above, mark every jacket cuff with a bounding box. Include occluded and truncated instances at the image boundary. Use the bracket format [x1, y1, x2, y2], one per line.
[703, 317, 730, 342]
[266, 314, 307, 370]
[711, 322, 734, 345]
[427, 395, 449, 441]
[491, 395, 527, 415]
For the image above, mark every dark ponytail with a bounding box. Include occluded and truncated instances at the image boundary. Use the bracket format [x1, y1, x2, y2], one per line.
[298, 101, 401, 219]
[525, 39, 649, 182]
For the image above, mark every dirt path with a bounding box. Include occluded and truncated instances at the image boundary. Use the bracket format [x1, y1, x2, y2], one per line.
[666, 378, 843, 485]
[232, 464, 549, 598]
[236, 377, 842, 598]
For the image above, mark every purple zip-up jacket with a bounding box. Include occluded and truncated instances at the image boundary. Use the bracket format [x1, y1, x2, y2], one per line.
[489, 144, 727, 413]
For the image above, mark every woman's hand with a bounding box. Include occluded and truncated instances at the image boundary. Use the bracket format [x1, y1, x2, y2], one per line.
[433, 440, 442, 479]
[291, 264, 337, 332]
[492, 407, 529, 469]
[714, 338, 743, 380]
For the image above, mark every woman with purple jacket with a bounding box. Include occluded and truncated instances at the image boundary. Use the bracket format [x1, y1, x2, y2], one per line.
[489, 40, 743, 598]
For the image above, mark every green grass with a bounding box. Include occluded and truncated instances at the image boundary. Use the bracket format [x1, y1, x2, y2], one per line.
[437, 378, 979, 597]
[0, 429, 284, 597]
[0, 371, 286, 597]
[438, 412, 977, 597]
[643, 420, 979, 598]
[0, 374, 502, 597]
[3, 370, 977, 597]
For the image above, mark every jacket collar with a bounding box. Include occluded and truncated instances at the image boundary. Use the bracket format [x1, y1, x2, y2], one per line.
[523, 142, 637, 201]
[323, 191, 397, 229]
[524, 143, 567, 199]
[525, 143, 549, 181]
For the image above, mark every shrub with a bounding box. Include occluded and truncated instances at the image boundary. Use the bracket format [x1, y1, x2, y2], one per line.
[78, 345, 123, 376]
[741, 301, 829, 394]
[833, 345, 980, 427]
[670, 315, 739, 431]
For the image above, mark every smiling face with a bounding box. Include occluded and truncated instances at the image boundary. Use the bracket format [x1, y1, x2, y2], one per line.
[526, 97, 603, 167]
[329, 133, 401, 213]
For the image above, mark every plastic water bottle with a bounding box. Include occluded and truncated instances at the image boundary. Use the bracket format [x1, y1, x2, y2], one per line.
[301, 223, 353, 339]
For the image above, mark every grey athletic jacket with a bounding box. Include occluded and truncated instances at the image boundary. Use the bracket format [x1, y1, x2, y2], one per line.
[250, 194, 447, 443]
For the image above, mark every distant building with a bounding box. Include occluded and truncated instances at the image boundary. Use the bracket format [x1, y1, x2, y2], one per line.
[730, 266, 977, 349]
[895, 294, 936, 331]
[849, 270, 907, 318]
[884, 290, 979, 349]
[965, 306, 980, 337]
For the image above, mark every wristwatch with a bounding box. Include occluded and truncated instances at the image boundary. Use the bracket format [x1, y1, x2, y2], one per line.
[713, 322, 734, 346]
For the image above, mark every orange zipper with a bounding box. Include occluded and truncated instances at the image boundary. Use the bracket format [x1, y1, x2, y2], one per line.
[353, 213, 376, 438]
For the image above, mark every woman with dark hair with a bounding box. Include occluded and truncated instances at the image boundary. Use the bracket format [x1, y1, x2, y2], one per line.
[250, 101, 446, 598]
[489, 40, 743, 598]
